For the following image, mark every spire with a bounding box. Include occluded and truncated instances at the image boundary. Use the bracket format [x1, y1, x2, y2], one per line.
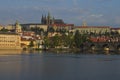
[52, 17, 55, 24]
[41, 14, 44, 24]
[15, 20, 19, 26]
[47, 12, 51, 25]
[47, 12, 51, 19]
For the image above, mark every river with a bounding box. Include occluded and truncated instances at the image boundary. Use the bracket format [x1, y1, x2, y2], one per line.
[0, 50, 120, 80]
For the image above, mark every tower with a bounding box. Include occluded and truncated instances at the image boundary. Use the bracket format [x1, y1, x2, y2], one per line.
[15, 20, 22, 33]
[41, 12, 54, 25]
[82, 20, 87, 27]
[47, 12, 51, 25]
[41, 14, 44, 24]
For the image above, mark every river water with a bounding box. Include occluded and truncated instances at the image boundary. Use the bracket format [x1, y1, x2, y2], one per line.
[0, 50, 120, 80]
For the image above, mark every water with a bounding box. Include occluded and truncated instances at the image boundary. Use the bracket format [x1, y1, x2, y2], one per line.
[0, 51, 120, 80]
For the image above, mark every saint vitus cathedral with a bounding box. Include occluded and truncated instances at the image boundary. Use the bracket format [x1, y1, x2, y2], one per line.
[41, 12, 65, 25]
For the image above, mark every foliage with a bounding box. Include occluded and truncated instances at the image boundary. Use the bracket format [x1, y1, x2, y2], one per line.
[44, 36, 50, 48]
[0, 28, 8, 32]
[28, 41, 34, 48]
[74, 30, 82, 48]
[48, 27, 55, 33]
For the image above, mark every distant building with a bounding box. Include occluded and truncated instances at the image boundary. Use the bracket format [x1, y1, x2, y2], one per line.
[0, 25, 3, 30]
[73, 26, 111, 34]
[14, 21, 22, 34]
[41, 12, 65, 25]
[41, 12, 74, 31]
[50, 24, 74, 31]
[0, 33, 21, 49]
[21, 24, 48, 32]
[111, 28, 120, 34]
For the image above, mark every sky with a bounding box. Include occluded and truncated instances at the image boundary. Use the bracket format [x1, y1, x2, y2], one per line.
[0, 0, 120, 27]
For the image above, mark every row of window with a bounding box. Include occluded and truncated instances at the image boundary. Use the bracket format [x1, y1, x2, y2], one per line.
[0, 40, 16, 42]
[0, 44, 16, 47]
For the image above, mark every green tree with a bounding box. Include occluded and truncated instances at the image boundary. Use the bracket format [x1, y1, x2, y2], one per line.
[29, 41, 34, 48]
[44, 36, 50, 49]
[74, 30, 81, 48]
[62, 33, 74, 48]
[50, 34, 61, 48]
[48, 27, 55, 33]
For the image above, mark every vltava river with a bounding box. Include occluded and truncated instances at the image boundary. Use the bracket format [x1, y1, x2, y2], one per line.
[0, 50, 120, 80]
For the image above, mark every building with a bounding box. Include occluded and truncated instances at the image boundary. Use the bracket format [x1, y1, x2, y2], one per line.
[111, 28, 120, 34]
[21, 24, 48, 32]
[41, 12, 74, 32]
[50, 24, 74, 32]
[0, 33, 21, 49]
[73, 26, 111, 34]
[5, 25, 14, 30]
[41, 12, 65, 25]
[15, 21, 22, 33]
[0, 25, 3, 30]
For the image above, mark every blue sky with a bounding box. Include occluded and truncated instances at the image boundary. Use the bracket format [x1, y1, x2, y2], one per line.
[0, 0, 120, 27]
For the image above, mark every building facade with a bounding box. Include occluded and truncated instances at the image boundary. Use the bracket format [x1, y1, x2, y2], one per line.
[73, 26, 111, 34]
[111, 28, 120, 34]
[0, 33, 21, 49]
[21, 24, 48, 32]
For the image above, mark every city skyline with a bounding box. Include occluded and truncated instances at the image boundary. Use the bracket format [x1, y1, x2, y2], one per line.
[0, 0, 120, 27]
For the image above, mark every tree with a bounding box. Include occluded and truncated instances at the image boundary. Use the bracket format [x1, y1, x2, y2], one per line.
[44, 36, 50, 49]
[0, 28, 8, 32]
[48, 27, 55, 33]
[62, 33, 74, 48]
[51, 34, 61, 48]
[74, 30, 81, 48]
[29, 41, 34, 48]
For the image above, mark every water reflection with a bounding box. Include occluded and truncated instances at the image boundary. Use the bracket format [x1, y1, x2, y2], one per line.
[0, 51, 120, 80]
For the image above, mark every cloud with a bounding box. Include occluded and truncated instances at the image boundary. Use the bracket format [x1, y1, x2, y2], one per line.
[72, 0, 78, 6]
[90, 14, 103, 18]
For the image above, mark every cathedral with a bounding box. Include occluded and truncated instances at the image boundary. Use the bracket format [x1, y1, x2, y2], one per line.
[41, 12, 65, 25]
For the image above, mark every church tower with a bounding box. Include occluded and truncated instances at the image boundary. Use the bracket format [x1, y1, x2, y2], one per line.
[41, 12, 54, 25]
[15, 20, 22, 34]
[47, 12, 51, 25]
[41, 14, 44, 24]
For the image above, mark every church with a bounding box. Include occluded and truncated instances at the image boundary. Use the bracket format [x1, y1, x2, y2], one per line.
[41, 12, 65, 25]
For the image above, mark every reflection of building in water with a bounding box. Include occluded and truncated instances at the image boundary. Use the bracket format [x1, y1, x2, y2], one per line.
[0, 33, 21, 49]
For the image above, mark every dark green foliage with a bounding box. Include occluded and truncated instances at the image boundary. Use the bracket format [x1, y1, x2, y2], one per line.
[74, 30, 82, 48]
[29, 41, 34, 48]
[48, 27, 55, 33]
[0, 28, 8, 32]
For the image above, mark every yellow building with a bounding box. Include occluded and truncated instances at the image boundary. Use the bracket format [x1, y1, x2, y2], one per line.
[111, 28, 120, 34]
[0, 25, 3, 30]
[21, 24, 48, 32]
[50, 24, 74, 31]
[73, 26, 111, 34]
[5, 25, 14, 30]
[0, 33, 21, 49]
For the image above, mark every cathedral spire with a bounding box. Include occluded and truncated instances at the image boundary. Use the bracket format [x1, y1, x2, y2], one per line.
[41, 14, 44, 24]
[47, 12, 51, 25]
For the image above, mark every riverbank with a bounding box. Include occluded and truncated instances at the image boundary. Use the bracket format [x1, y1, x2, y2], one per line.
[0, 48, 120, 55]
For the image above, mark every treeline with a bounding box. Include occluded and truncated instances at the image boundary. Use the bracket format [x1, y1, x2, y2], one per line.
[44, 30, 90, 49]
